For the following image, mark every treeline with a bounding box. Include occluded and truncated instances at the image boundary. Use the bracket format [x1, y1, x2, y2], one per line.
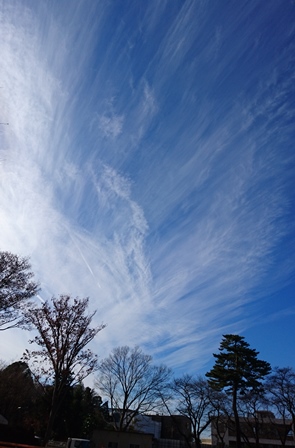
[0, 251, 295, 447]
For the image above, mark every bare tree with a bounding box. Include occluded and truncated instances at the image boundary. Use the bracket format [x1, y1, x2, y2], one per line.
[238, 390, 267, 448]
[96, 345, 171, 431]
[265, 367, 295, 445]
[23, 294, 105, 445]
[209, 389, 232, 448]
[166, 375, 213, 448]
[0, 251, 39, 330]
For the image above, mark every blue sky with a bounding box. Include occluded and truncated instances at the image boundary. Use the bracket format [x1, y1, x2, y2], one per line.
[0, 0, 294, 378]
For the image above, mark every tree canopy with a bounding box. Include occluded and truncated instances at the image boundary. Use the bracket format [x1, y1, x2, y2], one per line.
[0, 361, 36, 427]
[168, 375, 213, 448]
[23, 294, 105, 444]
[96, 345, 171, 431]
[0, 251, 39, 330]
[206, 334, 271, 394]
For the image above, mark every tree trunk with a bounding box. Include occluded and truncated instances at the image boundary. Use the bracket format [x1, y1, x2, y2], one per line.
[43, 406, 56, 446]
[232, 386, 242, 448]
[192, 425, 200, 448]
[43, 405, 56, 443]
[43, 380, 66, 446]
[292, 413, 295, 447]
[195, 437, 202, 448]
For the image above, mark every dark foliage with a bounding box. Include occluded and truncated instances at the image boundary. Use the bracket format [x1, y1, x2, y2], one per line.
[53, 384, 109, 439]
[0, 361, 36, 426]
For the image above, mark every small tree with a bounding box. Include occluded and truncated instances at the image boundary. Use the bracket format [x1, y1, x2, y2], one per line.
[0, 251, 39, 330]
[167, 375, 213, 448]
[265, 367, 295, 445]
[238, 390, 268, 448]
[23, 294, 105, 444]
[206, 334, 271, 448]
[209, 389, 232, 448]
[96, 346, 171, 431]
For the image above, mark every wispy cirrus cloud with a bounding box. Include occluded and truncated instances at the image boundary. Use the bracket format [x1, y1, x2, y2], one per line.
[98, 114, 124, 139]
[0, 0, 294, 374]
[0, 2, 152, 359]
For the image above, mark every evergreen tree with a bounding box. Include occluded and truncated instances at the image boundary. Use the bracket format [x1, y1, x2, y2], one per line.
[0, 361, 36, 427]
[206, 334, 271, 448]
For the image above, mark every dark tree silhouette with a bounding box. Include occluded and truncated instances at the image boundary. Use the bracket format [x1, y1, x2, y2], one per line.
[0, 251, 39, 330]
[265, 367, 295, 445]
[238, 390, 268, 448]
[167, 375, 213, 448]
[0, 361, 36, 428]
[53, 383, 106, 439]
[23, 294, 105, 445]
[209, 388, 231, 448]
[206, 334, 271, 448]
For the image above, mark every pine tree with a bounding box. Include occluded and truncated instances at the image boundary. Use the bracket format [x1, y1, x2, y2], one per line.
[206, 334, 271, 448]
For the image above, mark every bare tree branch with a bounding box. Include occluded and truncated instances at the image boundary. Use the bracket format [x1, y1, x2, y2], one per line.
[0, 251, 39, 330]
[96, 346, 171, 431]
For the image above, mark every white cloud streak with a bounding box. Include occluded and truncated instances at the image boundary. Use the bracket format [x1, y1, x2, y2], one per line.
[0, 0, 294, 375]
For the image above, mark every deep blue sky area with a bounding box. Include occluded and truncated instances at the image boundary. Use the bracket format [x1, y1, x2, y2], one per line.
[0, 0, 294, 378]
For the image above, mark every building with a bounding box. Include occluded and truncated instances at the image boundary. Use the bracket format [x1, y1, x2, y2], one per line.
[135, 414, 191, 448]
[91, 414, 192, 448]
[133, 414, 161, 439]
[211, 411, 294, 448]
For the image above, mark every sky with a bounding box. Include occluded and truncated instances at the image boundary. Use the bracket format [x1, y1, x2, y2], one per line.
[0, 0, 294, 381]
